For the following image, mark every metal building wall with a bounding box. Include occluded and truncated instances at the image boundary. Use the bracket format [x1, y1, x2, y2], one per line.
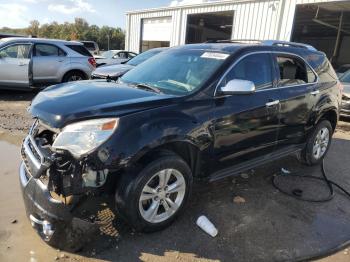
[126, 0, 337, 53]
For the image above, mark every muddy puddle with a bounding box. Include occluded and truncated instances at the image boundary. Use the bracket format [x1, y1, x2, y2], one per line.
[0, 141, 98, 262]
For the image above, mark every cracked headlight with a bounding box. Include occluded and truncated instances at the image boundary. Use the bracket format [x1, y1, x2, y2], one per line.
[52, 118, 119, 158]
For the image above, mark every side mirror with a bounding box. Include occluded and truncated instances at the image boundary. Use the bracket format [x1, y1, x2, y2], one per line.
[219, 79, 255, 95]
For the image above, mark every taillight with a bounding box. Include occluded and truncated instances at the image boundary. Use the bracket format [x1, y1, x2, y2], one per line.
[88, 57, 96, 68]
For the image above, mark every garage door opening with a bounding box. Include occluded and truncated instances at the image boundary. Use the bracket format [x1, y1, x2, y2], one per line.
[185, 11, 234, 44]
[291, 2, 350, 68]
[141, 17, 172, 52]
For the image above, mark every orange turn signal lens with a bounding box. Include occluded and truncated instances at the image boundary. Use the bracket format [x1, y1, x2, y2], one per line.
[101, 120, 117, 131]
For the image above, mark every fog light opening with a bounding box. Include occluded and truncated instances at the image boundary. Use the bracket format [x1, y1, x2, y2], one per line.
[29, 214, 55, 240]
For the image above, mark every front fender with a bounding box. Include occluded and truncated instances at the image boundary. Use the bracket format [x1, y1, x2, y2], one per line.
[96, 100, 215, 170]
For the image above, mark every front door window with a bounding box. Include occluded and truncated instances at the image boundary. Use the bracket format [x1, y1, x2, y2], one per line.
[0, 44, 31, 59]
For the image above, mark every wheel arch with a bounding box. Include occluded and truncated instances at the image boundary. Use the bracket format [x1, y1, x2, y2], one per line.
[317, 109, 338, 131]
[134, 140, 202, 178]
[61, 69, 88, 82]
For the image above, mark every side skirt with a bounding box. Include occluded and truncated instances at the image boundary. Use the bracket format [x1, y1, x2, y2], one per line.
[209, 144, 305, 182]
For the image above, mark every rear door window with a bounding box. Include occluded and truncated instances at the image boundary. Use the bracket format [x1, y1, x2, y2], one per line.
[222, 53, 273, 90]
[34, 44, 65, 57]
[276, 55, 317, 87]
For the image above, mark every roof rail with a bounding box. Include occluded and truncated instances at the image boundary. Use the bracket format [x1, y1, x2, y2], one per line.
[205, 39, 317, 51]
[205, 39, 262, 44]
[261, 40, 317, 51]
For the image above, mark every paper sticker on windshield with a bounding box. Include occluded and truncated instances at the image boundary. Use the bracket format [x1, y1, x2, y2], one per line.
[201, 52, 229, 60]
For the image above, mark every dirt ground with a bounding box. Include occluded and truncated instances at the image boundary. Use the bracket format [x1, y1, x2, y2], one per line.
[1, 90, 350, 262]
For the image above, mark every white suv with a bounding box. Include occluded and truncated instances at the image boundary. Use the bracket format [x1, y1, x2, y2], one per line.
[0, 37, 96, 90]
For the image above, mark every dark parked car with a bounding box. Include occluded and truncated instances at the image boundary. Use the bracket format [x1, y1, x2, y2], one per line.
[340, 71, 350, 117]
[20, 41, 341, 250]
[336, 64, 350, 78]
[91, 47, 167, 80]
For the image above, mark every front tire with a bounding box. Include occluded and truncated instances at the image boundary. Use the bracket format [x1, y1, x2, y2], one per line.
[115, 153, 193, 232]
[299, 120, 333, 165]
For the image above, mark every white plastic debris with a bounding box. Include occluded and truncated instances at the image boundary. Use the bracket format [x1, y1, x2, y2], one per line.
[196, 215, 218, 237]
[281, 168, 291, 174]
[240, 173, 249, 179]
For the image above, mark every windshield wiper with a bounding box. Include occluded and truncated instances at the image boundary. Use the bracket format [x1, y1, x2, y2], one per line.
[136, 83, 162, 94]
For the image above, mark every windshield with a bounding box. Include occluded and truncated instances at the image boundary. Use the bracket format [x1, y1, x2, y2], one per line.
[121, 49, 229, 95]
[126, 49, 163, 66]
[340, 71, 350, 83]
[101, 50, 117, 59]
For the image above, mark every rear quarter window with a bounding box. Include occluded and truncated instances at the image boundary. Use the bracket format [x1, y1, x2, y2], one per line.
[66, 45, 92, 57]
[82, 42, 96, 50]
[305, 53, 338, 83]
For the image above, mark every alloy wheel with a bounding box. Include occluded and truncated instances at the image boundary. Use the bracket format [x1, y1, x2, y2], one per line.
[313, 127, 330, 159]
[68, 75, 83, 82]
[139, 168, 186, 223]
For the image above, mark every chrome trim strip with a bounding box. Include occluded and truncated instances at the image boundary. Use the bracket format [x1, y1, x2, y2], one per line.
[20, 162, 30, 187]
[214, 51, 320, 96]
[29, 214, 44, 225]
[28, 135, 45, 164]
[23, 137, 41, 170]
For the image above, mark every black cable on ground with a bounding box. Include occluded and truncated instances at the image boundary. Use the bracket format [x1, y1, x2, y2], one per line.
[272, 159, 350, 262]
[272, 159, 350, 202]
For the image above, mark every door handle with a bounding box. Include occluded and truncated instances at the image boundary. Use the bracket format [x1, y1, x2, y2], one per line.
[266, 100, 280, 107]
[18, 62, 26, 66]
[310, 90, 320, 96]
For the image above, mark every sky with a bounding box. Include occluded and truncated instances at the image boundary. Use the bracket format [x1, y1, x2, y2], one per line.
[0, 0, 185, 29]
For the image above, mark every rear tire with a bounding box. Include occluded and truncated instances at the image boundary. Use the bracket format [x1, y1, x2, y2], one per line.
[298, 120, 333, 166]
[62, 71, 86, 82]
[115, 153, 193, 232]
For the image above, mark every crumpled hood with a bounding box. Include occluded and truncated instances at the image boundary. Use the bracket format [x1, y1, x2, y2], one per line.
[93, 64, 134, 78]
[30, 80, 174, 128]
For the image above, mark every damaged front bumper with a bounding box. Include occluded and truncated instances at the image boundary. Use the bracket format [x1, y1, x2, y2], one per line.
[19, 126, 102, 243]
[19, 161, 75, 241]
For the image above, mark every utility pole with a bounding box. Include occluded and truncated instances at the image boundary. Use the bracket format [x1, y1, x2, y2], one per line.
[331, 11, 344, 64]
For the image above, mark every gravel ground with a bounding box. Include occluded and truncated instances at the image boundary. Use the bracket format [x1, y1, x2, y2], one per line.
[0, 91, 35, 142]
[1, 90, 350, 262]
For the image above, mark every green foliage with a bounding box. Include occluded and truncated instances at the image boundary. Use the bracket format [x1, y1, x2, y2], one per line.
[0, 18, 125, 51]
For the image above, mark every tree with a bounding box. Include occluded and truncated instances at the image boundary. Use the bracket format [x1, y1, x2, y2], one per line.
[1, 18, 125, 50]
[26, 20, 40, 37]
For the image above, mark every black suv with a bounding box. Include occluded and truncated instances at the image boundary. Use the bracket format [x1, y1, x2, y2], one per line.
[20, 41, 341, 249]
